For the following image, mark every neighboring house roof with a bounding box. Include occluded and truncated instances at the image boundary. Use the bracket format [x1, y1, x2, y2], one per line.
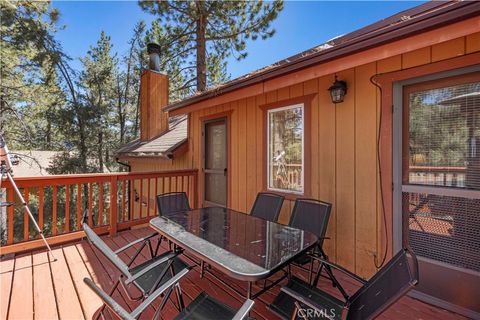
[164, 1, 480, 113]
[9, 150, 60, 177]
[116, 115, 188, 159]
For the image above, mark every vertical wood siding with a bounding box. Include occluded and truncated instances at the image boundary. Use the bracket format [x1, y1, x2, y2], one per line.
[129, 34, 479, 277]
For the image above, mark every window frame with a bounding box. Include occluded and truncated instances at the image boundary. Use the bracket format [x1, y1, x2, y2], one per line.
[260, 94, 314, 199]
[267, 103, 305, 194]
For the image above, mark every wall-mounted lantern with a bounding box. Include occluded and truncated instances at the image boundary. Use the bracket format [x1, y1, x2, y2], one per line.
[328, 76, 348, 104]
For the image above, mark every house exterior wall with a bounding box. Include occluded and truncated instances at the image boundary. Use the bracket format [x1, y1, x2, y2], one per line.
[129, 32, 480, 277]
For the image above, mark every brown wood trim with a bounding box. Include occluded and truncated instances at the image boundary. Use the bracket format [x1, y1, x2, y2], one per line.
[259, 94, 315, 199]
[374, 52, 480, 261]
[170, 141, 189, 158]
[403, 71, 480, 93]
[375, 52, 480, 84]
[198, 109, 234, 122]
[199, 110, 234, 208]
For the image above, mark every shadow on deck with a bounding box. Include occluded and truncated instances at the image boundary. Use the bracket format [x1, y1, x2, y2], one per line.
[0, 227, 467, 320]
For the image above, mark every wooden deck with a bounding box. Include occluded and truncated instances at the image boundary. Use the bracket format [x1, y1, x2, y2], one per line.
[0, 227, 466, 320]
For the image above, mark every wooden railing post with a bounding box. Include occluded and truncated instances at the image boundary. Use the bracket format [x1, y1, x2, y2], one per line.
[109, 176, 118, 237]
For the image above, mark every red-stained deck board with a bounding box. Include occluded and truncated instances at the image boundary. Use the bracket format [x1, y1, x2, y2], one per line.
[32, 251, 58, 320]
[63, 244, 103, 319]
[75, 241, 132, 316]
[9, 254, 33, 320]
[49, 247, 85, 319]
[0, 256, 14, 320]
[1, 227, 468, 320]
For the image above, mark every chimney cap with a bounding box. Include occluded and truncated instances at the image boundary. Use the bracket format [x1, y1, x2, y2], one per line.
[147, 43, 161, 55]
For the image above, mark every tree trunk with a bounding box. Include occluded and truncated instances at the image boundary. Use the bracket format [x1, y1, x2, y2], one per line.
[98, 130, 104, 172]
[195, 1, 207, 92]
[76, 109, 89, 173]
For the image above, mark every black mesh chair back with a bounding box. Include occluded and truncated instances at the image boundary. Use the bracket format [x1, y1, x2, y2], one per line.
[250, 192, 284, 222]
[289, 198, 332, 245]
[346, 248, 419, 320]
[156, 192, 191, 217]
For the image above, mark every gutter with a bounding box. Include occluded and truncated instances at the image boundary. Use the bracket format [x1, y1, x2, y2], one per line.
[164, 1, 480, 113]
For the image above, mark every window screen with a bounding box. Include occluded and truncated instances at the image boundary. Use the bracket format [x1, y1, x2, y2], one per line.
[405, 78, 480, 190]
[403, 73, 480, 273]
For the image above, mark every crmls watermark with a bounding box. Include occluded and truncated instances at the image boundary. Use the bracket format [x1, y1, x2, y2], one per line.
[298, 308, 337, 319]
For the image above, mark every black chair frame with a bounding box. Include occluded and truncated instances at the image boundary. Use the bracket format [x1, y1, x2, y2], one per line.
[156, 192, 191, 216]
[285, 198, 348, 299]
[85, 267, 256, 320]
[281, 247, 419, 320]
[250, 192, 285, 222]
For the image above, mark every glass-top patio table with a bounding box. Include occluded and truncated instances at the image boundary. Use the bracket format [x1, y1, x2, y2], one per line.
[149, 206, 318, 299]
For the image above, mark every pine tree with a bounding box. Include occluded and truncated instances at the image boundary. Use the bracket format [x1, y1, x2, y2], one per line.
[0, 0, 64, 149]
[139, 0, 284, 93]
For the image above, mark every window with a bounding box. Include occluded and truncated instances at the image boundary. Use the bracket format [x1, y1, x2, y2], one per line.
[404, 74, 480, 190]
[267, 104, 304, 193]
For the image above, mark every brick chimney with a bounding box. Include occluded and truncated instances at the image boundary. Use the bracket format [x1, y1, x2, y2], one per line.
[140, 43, 169, 141]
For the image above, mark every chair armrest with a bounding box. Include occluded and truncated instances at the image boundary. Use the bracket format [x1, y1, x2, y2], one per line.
[310, 255, 366, 284]
[114, 233, 158, 254]
[125, 251, 178, 284]
[130, 268, 190, 319]
[232, 299, 255, 320]
[84, 277, 135, 320]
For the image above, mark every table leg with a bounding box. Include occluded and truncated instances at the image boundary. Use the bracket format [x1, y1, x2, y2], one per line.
[200, 261, 205, 278]
[247, 282, 252, 299]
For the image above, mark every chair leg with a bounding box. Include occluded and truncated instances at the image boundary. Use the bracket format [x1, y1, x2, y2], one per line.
[292, 301, 308, 320]
[154, 235, 163, 256]
[174, 283, 185, 311]
[200, 261, 205, 278]
[308, 257, 315, 285]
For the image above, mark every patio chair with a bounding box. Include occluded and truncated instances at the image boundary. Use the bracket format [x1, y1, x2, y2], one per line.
[84, 267, 256, 320]
[287, 198, 337, 286]
[156, 192, 192, 250]
[250, 192, 284, 222]
[271, 247, 419, 320]
[82, 223, 188, 320]
[156, 192, 191, 216]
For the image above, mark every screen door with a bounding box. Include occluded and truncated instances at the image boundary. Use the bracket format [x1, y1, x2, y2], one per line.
[203, 118, 228, 207]
[397, 71, 480, 318]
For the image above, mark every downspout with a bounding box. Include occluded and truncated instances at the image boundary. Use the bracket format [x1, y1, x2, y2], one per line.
[116, 158, 132, 221]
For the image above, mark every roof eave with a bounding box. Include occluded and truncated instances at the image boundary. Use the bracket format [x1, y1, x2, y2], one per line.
[164, 1, 480, 114]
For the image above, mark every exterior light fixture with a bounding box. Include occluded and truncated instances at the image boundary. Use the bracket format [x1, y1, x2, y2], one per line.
[147, 43, 161, 72]
[328, 76, 348, 104]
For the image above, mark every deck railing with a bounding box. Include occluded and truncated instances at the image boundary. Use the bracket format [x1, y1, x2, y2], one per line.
[408, 166, 466, 187]
[0, 169, 198, 255]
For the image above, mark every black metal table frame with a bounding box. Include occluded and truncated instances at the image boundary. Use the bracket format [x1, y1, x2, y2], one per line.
[150, 215, 317, 299]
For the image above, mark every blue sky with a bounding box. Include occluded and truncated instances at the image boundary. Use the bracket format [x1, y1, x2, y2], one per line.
[53, 1, 425, 79]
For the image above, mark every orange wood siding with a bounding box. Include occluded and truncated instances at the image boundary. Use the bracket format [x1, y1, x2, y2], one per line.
[129, 33, 480, 277]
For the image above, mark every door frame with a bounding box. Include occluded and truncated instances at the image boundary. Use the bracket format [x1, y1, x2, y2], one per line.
[200, 111, 233, 208]
[392, 64, 480, 318]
